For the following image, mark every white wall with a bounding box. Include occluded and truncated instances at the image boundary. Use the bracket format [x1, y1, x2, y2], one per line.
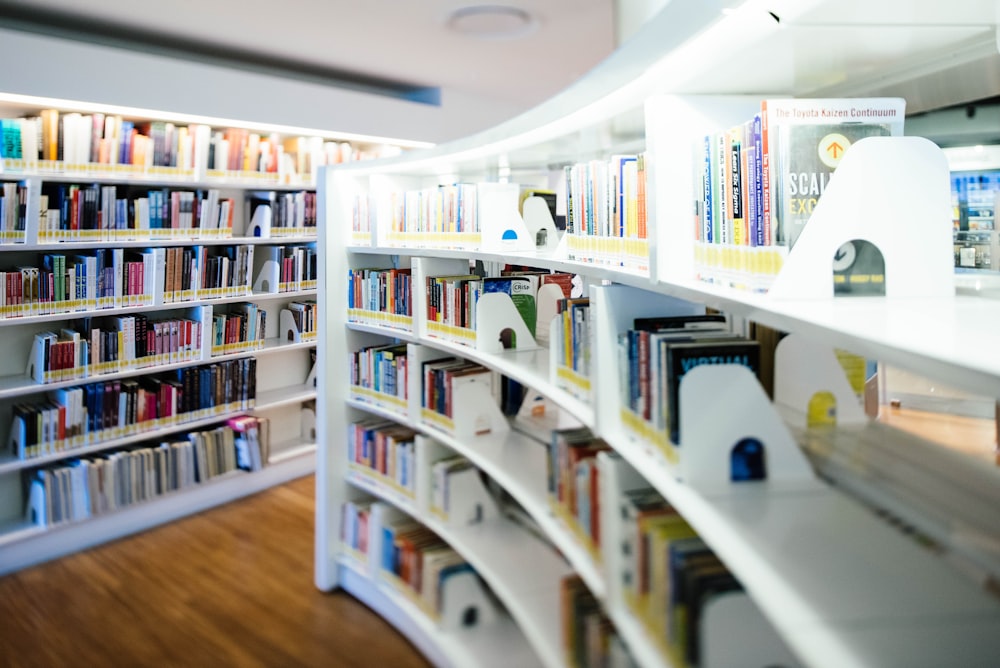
[0, 27, 522, 144]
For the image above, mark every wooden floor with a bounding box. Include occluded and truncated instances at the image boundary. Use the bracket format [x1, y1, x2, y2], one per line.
[0, 475, 432, 668]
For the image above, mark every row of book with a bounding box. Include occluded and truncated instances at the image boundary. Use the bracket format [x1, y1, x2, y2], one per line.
[0, 248, 155, 319]
[30, 313, 204, 383]
[347, 418, 418, 497]
[265, 244, 318, 293]
[378, 508, 480, 620]
[554, 296, 592, 381]
[561, 575, 636, 668]
[11, 358, 257, 460]
[0, 181, 27, 243]
[0, 243, 301, 319]
[249, 191, 318, 233]
[210, 303, 267, 356]
[24, 415, 271, 527]
[426, 271, 573, 339]
[388, 184, 480, 237]
[284, 300, 317, 341]
[347, 266, 413, 317]
[618, 314, 760, 451]
[38, 186, 237, 242]
[548, 427, 610, 557]
[693, 97, 905, 290]
[350, 343, 409, 401]
[422, 358, 493, 424]
[619, 482, 742, 667]
[0, 110, 363, 179]
[564, 154, 649, 271]
[161, 244, 254, 303]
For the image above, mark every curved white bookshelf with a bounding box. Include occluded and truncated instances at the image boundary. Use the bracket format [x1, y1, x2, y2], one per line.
[344, 461, 571, 668]
[317, 2, 1000, 667]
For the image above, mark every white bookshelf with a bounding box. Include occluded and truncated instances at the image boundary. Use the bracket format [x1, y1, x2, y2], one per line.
[0, 104, 351, 573]
[316, 2, 1000, 667]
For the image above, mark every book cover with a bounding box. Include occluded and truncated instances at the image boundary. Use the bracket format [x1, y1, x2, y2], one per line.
[664, 338, 760, 445]
[765, 98, 905, 250]
[482, 275, 537, 335]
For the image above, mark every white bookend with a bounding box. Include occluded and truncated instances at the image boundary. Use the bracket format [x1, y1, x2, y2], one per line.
[773, 333, 867, 430]
[768, 137, 954, 300]
[440, 464, 498, 528]
[478, 182, 534, 253]
[415, 435, 451, 517]
[474, 292, 539, 354]
[438, 567, 500, 631]
[678, 364, 816, 491]
[521, 195, 559, 251]
[197, 305, 214, 362]
[700, 591, 802, 668]
[595, 451, 649, 607]
[280, 308, 301, 343]
[253, 246, 281, 293]
[300, 405, 316, 442]
[454, 374, 507, 440]
[533, 283, 564, 348]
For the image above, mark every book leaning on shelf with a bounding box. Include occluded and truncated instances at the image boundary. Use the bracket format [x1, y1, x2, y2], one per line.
[693, 97, 905, 292]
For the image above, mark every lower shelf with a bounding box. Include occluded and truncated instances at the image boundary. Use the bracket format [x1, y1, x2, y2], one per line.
[337, 558, 544, 668]
[0, 449, 315, 576]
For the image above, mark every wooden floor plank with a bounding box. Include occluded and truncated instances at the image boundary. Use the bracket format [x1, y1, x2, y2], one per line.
[0, 476, 432, 668]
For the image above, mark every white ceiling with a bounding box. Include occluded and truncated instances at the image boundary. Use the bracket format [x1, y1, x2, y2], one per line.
[0, 0, 619, 114]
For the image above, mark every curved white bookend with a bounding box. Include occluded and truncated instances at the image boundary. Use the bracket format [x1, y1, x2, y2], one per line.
[301, 406, 316, 441]
[279, 309, 300, 343]
[534, 283, 564, 349]
[248, 203, 272, 238]
[478, 182, 534, 253]
[769, 137, 954, 300]
[678, 364, 814, 489]
[474, 292, 539, 354]
[522, 196, 559, 251]
[700, 591, 802, 668]
[772, 333, 866, 429]
[451, 380, 510, 440]
[439, 568, 500, 631]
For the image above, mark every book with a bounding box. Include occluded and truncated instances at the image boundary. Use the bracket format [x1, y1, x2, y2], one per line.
[663, 338, 761, 445]
[763, 97, 906, 249]
[482, 275, 537, 337]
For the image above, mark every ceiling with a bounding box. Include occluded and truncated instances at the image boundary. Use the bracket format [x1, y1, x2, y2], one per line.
[0, 0, 619, 116]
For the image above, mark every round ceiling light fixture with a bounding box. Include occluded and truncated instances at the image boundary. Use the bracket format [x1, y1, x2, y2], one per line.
[446, 5, 538, 40]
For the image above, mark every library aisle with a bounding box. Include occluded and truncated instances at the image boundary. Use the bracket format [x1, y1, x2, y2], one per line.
[0, 475, 430, 668]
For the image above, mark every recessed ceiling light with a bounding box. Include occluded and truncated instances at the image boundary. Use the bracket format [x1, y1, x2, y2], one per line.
[446, 5, 538, 40]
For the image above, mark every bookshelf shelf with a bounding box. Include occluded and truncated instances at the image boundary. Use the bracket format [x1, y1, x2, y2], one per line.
[0, 450, 314, 576]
